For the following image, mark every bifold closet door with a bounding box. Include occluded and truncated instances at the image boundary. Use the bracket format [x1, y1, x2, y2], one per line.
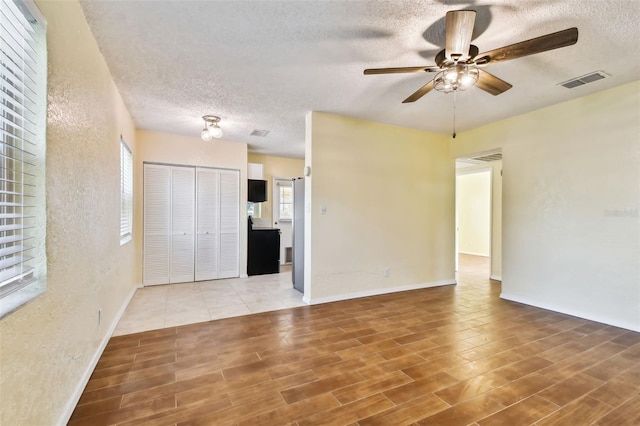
[219, 170, 240, 278]
[195, 168, 219, 281]
[170, 167, 195, 283]
[143, 165, 171, 285]
[144, 164, 239, 285]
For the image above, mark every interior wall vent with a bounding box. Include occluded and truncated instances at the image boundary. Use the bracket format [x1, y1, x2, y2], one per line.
[470, 152, 502, 163]
[559, 71, 608, 89]
[250, 129, 270, 137]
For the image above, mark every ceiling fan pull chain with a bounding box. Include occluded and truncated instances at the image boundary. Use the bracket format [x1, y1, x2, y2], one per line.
[452, 90, 457, 139]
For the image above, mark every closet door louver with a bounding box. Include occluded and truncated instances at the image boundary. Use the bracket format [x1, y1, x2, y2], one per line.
[143, 164, 239, 285]
[143, 165, 171, 285]
[170, 167, 195, 283]
[218, 170, 240, 278]
[195, 168, 219, 281]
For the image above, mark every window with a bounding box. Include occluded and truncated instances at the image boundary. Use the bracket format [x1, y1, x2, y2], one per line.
[0, 0, 47, 317]
[278, 184, 293, 220]
[247, 202, 261, 218]
[120, 139, 132, 244]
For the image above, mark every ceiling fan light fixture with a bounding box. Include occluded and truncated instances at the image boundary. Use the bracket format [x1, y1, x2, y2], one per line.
[434, 64, 479, 93]
[201, 115, 223, 140]
[445, 69, 459, 82]
[460, 68, 479, 87]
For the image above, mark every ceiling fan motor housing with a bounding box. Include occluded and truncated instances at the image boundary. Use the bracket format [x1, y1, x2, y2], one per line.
[363, 9, 579, 102]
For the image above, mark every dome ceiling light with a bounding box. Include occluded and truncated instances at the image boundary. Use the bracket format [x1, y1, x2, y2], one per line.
[201, 115, 223, 141]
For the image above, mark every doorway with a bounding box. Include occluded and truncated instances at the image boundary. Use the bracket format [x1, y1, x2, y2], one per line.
[455, 167, 492, 277]
[273, 177, 293, 265]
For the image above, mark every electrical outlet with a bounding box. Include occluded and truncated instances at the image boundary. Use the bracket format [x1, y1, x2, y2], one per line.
[98, 309, 102, 325]
[384, 268, 390, 277]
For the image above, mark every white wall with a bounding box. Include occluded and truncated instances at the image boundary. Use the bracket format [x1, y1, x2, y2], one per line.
[453, 81, 640, 331]
[457, 170, 491, 257]
[304, 112, 455, 303]
[0, 1, 138, 423]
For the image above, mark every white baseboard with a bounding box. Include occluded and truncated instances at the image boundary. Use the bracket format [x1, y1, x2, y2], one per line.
[305, 279, 457, 305]
[458, 251, 490, 257]
[58, 284, 140, 425]
[240, 274, 248, 278]
[500, 292, 640, 333]
[490, 275, 502, 281]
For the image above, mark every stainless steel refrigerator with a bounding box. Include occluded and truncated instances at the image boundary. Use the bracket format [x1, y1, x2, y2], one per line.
[292, 178, 304, 293]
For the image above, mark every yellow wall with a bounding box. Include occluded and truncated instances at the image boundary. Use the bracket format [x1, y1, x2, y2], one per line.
[247, 153, 304, 224]
[0, 1, 138, 423]
[457, 170, 491, 256]
[453, 81, 640, 331]
[305, 112, 455, 302]
[135, 130, 248, 279]
[456, 160, 502, 278]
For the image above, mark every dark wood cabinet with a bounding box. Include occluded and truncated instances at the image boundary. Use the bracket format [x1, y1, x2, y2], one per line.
[248, 228, 280, 276]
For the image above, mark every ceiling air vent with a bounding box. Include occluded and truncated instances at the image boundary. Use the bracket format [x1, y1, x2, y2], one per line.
[458, 151, 502, 165]
[471, 152, 502, 163]
[559, 71, 608, 89]
[250, 129, 270, 137]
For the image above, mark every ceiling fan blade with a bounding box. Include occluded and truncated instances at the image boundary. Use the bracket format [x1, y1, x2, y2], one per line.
[476, 70, 513, 96]
[475, 27, 578, 65]
[402, 80, 435, 103]
[445, 10, 476, 61]
[364, 66, 439, 75]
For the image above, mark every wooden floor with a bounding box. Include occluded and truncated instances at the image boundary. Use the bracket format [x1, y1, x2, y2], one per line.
[70, 255, 640, 425]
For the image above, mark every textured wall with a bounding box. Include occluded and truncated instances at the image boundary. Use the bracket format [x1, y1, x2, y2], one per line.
[305, 112, 455, 302]
[0, 1, 137, 424]
[134, 130, 248, 280]
[452, 81, 640, 331]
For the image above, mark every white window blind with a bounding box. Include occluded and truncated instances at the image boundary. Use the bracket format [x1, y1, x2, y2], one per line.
[0, 0, 46, 311]
[120, 139, 132, 244]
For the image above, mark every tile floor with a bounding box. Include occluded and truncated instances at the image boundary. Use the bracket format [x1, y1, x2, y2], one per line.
[113, 266, 304, 336]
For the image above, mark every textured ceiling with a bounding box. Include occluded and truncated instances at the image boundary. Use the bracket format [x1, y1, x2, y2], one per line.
[79, 0, 640, 158]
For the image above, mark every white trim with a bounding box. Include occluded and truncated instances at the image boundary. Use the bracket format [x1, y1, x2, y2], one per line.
[500, 292, 640, 333]
[304, 279, 457, 305]
[58, 284, 140, 425]
[458, 251, 490, 257]
[240, 274, 248, 278]
[22, 0, 47, 29]
[490, 275, 502, 281]
[456, 166, 493, 176]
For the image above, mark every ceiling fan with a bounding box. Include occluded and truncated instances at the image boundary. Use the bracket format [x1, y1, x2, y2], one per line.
[364, 10, 579, 103]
